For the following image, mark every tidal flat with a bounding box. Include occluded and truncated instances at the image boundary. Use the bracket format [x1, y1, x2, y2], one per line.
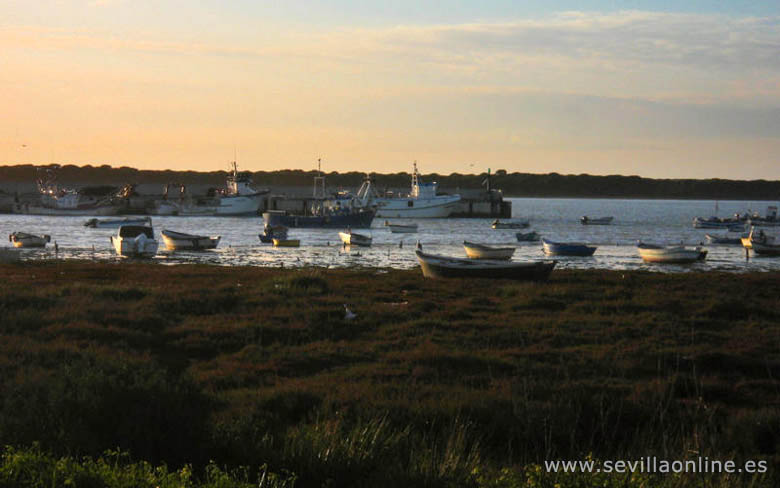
[0, 261, 778, 487]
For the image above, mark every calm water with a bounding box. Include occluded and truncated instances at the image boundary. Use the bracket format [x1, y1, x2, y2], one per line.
[2, 198, 779, 272]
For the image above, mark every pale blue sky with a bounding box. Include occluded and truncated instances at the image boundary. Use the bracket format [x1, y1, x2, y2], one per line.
[1, 1, 779, 178]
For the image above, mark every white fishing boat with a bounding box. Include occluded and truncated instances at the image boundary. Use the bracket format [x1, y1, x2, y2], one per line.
[463, 241, 515, 260]
[84, 216, 152, 228]
[491, 219, 530, 229]
[581, 216, 614, 225]
[339, 230, 372, 247]
[384, 221, 418, 233]
[161, 230, 221, 251]
[12, 165, 121, 216]
[9, 232, 50, 248]
[637, 243, 707, 263]
[364, 162, 460, 218]
[151, 160, 267, 216]
[111, 225, 159, 258]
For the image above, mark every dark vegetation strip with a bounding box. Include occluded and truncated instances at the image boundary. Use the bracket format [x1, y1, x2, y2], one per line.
[2, 163, 780, 199]
[0, 261, 778, 487]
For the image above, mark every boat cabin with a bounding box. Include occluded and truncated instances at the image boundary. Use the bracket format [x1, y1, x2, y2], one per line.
[118, 226, 154, 239]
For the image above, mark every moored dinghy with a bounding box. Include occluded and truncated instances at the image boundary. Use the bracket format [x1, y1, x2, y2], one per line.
[742, 227, 780, 256]
[9, 232, 51, 248]
[111, 225, 159, 258]
[581, 216, 614, 225]
[416, 249, 555, 281]
[273, 238, 300, 247]
[339, 230, 372, 247]
[84, 216, 152, 229]
[384, 221, 418, 233]
[541, 239, 597, 256]
[463, 241, 515, 260]
[637, 243, 707, 263]
[516, 231, 540, 242]
[492, 219, 530, 229]
[161, 230, 221, 250]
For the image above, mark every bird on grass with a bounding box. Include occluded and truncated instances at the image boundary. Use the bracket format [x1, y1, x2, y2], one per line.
[344, 305, 357, 321]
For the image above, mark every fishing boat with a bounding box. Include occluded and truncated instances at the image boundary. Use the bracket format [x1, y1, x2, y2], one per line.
[581, 216, 613, 225]
[747, 206, 780, 227]
[161, 230, 221, 250]
[9, 232, 50, 248]
[384, 221, 418, 233]
[339, 230, 372, 247]
[84, 216, 152, 228]
[273, 238, 300, 247]
[516, 231, 540, 242]
[366, 162, 461, 218]
[692, 216, 746, 229]
[12, 165, 121, 216]
[492, 219, 530, 229]
[151, 160, 267, 216]
[111, 225, 159, 258]
[415, 249, 556, 281]
[636, 243, 707, 263]
[263, 161, 376, 228]
[541, 239, 597, 256]
[259, 224, 288, 243]
[463, 241, 515, 260]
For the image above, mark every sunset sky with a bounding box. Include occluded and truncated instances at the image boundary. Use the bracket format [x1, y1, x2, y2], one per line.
[1, 1, 779, 178]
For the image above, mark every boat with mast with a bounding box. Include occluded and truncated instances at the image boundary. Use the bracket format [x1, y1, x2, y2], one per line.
[263, 159, 376, 228]
[12, 165, 121, 216]
[367, 162, 461, 218]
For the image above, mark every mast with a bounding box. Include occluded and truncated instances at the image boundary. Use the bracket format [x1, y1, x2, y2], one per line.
[313, 158, 326, 199]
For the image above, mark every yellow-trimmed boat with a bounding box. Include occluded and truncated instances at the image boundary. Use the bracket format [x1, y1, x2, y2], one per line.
[273, 238, 300, 248]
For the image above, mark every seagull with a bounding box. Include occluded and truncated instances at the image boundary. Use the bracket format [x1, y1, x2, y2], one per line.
[344, 305, 357, 321]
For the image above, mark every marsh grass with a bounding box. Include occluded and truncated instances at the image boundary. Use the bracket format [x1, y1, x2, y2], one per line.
[0, 262, 778, 486]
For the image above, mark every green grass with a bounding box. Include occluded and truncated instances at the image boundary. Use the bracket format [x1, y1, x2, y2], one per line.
[0, 261, 778, 487]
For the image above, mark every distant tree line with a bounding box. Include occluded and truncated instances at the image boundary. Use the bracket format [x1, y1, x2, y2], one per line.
[0, 163, 778, 200]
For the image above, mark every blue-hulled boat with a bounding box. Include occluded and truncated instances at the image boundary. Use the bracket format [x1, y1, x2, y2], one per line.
[541, 238, 597, 257]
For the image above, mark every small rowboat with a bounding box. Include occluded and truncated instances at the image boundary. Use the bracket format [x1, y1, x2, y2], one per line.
[339, 230, 372, 247]
[416, 250, 555, 281]
[273, 238, 300, 247]
[541, 239, 597, 257]
[161, 230, 221, 250]
[384, 221, 418, 233]
[581, 216, 613, 225]
[259, 225, 288, 243]
[491, 219, 530, 229]
[9, 232, 51, 248]
[705, 234, 743, 245]
[637, 243, 707, 263]
[463, 241, 515, 260]
[516, 231, 540, 242]
[84, 216, 151, 228]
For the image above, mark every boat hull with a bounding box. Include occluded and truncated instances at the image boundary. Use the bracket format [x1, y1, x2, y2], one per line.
[463, 241, 515, 260]
[9, 233, 50, 248]
[416, 250, 555, 281]
[161, 231, 220, 250]
[542, 239, 597, 256]
[111, 236, 159, 258]
[581, 216, 613, 225]
[375, 197, 460, 218]
[516, 232, 540, 242]
[264, 210, 375, 229]
[339, 232, 372, 247]
[84, 217, 151, 229]
[273, 239, 300, 247]
[751, 242, 780, 256]
[637, 245, 707, 263]
[13, 203, 119, 216]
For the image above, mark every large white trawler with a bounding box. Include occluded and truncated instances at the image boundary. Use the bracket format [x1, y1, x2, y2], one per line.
[365, 162, 460, 218]
[152, 160, 267, 216]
